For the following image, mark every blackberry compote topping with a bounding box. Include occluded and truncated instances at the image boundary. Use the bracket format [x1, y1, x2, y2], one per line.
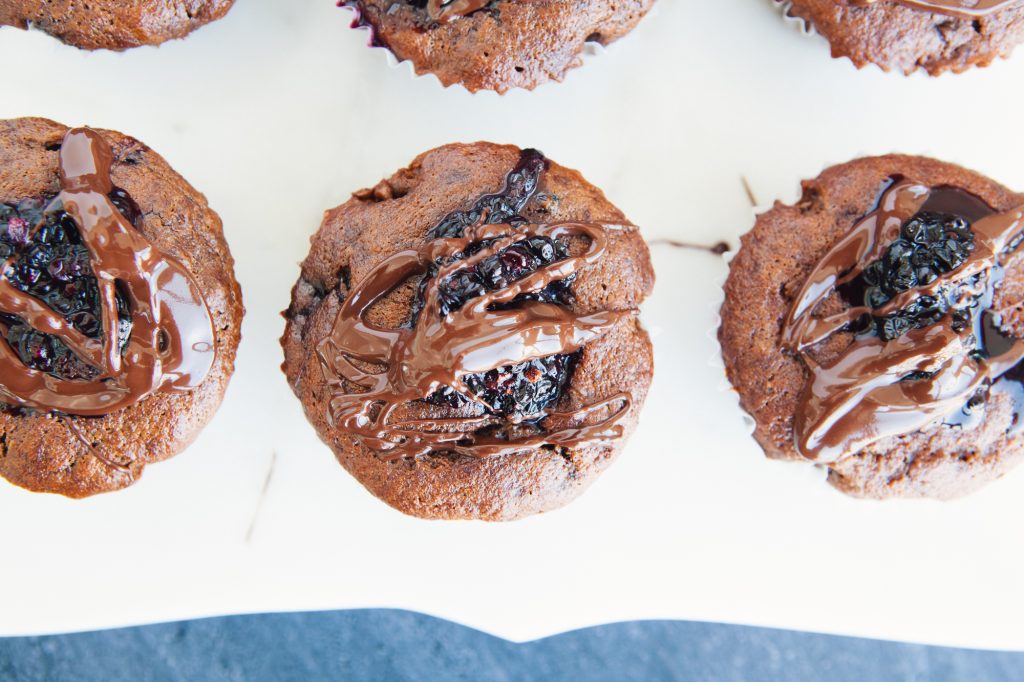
[428, 149, 548, 239]
[414, 234, 572, 320]
[844, 210, 977, 341]
[409, 149, 577, 422]
[0, 199, 132, 381]
[417, 231, 579, 419]
[459, 354, 576, 417]
[0, 127, 216, 416]
[781, 178, 1024, 463]
[318, 154, 637, 460]
[420, 233, 578, 419]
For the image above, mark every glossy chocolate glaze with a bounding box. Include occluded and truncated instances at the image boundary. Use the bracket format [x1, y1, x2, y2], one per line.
[782, 179, 1024, 463]
[317, 154, 636, 461]
[854, 0, 1018, 19]
[0, 128, 215, 416]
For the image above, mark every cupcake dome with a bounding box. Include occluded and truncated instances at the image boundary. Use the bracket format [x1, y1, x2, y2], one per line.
[0, 118, 243, 497]
[281, 142, 654, 520]
[0, 0, 235, 50]
[341, 0, 655, 92]
[720, 155, 1024, 499]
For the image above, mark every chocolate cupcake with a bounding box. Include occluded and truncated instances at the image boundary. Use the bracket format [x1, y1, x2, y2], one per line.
[782, 0, 1024, 74]
[340, 0, 656, 93]
[1, 0, 235, 50]
[282, 143, 654, 520]
[0, 118, 243, 497]
[720, 155, 1024, 499]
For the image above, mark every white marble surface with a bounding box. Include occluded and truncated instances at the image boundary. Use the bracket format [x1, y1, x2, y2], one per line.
[2, 0, 1024, 649]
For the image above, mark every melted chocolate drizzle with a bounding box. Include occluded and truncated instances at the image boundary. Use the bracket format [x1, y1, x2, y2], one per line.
[853, 0, 1017, 19]
[424, 0, 492, 23]
[782, 179, 1024, 463]
[0, 128, 216, 416]
[317, 153, 635, 461]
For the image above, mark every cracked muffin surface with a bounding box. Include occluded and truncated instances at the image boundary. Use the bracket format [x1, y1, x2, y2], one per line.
[0, 117, 243, 497]
[341, 0, 656, 92]
[282, 142, 654, 520]
[784, 0, 1024, 74]
[720, 155, 1024, 499]
[0, 0, 235, 50]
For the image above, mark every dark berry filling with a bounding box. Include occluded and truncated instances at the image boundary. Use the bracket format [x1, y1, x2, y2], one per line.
[433, 235, 572, 317]
[0, 196, 134, 381]
[821, 184, 1024, 433]
[413, 234, 577, 420]
[842, 211, 978, 341]
[412, 149, 579, 421]
[429, 149, 548, 240]
[427, 354, 577, 419]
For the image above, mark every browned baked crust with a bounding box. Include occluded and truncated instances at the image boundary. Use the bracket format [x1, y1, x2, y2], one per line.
[784, 0, 1024, 75]
[720, 155, 1024, 499]
[0, 117, 244, 497]
[344, 0, 656, 92]
[281, 142, 654, 520]
[0, 0, 235, 50]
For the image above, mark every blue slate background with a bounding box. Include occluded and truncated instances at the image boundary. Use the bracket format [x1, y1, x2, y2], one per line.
[0, 610, 1020, 681]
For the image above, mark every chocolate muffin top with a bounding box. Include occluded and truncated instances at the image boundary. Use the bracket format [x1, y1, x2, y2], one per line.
[341, 0, 656, 92]
[0, 0, 235, 50]
[720, 155, 1024, 499]
[282, 142, 654, 520]
[784, 0, 1024, 75]
[0, 118, 243, 497]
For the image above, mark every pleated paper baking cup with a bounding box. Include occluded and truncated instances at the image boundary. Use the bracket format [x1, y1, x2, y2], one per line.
[771, 0, 815, 34]
[711, 191, 830, 485]
[711, 247, 757, 439]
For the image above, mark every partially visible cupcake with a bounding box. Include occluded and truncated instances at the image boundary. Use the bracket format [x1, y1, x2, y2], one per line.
[340, 0, 656, 92]
[782, 0, 1024, 74]
[282, 142, 654, 520]
[0, 118, 243, 497]
[720, 155, 1024, 499]
[1, 0, 235, 50]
